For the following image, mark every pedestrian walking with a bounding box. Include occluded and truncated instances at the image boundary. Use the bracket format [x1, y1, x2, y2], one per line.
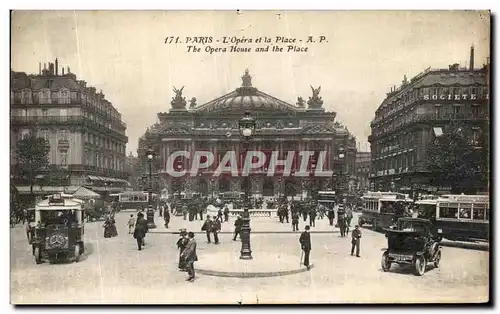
[233, 215, 242, 241]
[212, 215, 221, 244]
[103, 215, 118, 238]
[138, 212, 149, 246]
[291, 211, 299, 232]
[351, 225, 362, 257]
[299, 225, 312, 270]
[284, 204, 290, 223]
[181, 232, 198, 282]
[133, 213, 147, 251]
[201, 215, 213, 243]
[176, 229, 189, 271]
[327, 207, 335, 226]
[223, 205, 230, 222]
[164, 206, 171, 229]
[309, 208, 317, 227]
[127, 214, 135, 234]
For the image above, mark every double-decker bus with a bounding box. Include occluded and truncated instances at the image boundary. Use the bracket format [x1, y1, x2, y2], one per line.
[415, 194, 489, 242]
[359, 191, 414, 231]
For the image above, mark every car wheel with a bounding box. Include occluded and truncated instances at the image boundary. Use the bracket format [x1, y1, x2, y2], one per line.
[381, 251, 391, 272]
[434, 250, 441, 268]
[34, 247, 42, 264]
[74, 244, 81, 263]
[414, 255, 426, 276]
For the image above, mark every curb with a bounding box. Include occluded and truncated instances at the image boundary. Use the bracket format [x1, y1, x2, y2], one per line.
[196, 264, 314, 278]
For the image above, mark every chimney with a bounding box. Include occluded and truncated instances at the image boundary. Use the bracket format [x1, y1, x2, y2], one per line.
[48, 63, 54, 75]
[55, 58, 58, 75]
[67, 66, 70, 73]
[469, 45, 474, 70]
[62, 67, 65, 75]
[39, 62, 41, 75]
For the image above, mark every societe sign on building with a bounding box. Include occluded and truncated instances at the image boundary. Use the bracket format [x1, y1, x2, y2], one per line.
[422, 93, 488, 101]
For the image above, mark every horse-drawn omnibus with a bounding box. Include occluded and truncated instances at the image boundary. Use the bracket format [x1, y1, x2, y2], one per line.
[415, 194, 489, 242]
[359, 191, 413, 231]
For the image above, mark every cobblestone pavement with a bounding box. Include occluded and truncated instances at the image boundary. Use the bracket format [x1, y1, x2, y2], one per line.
[10, 212, 489, 304]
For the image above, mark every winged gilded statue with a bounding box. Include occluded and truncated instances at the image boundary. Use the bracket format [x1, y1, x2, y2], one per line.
[310, 85, 321, 98]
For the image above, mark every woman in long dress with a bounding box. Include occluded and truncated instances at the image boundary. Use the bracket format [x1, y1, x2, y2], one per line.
[103, 215, 118, 238]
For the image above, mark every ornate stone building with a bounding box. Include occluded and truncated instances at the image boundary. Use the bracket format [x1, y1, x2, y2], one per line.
[355, 151, 371, 193]
[138, 70, 357, 199]
[10, 59, 129, 195]
[368, 47, 489, 195]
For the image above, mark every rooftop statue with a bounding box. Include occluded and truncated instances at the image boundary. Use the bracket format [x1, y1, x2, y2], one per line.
[242, 69, 252, 87]
[296, 96, 305, 107]
[171, 86, 187, 109]
[189, 97, 197, 109]
[307, 85, 323, 109]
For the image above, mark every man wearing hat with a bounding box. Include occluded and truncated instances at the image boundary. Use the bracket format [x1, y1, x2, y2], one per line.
[181, 232, 198, 282]
[233, 214, 242, 241]
[201, 215, 213, 243]
[212, 215, 221, 245]
[133, 212, 147, 250]
[299, 225, 312, 270]
[176, 229, 189, 270]
[351, 225, 362, 257]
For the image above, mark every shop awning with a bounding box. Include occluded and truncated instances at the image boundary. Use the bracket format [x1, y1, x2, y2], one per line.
[72, 186, 101, 199]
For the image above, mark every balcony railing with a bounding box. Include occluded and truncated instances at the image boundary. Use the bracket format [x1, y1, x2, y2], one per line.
[370, 113, 488, 138]
[11, 115, 128, 142]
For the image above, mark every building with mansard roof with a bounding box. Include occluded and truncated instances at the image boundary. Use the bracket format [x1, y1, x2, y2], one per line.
[10, 59, 129, 197]
[138, 70, 357, 199]
[368, 47, 489, 196]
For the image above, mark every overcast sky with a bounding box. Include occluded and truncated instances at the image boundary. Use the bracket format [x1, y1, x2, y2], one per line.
[11, 11, 490, 155]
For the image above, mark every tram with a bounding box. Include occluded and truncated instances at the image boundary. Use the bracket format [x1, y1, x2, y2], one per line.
[415, 194, 489, 242]
[359, 191, 414, 231]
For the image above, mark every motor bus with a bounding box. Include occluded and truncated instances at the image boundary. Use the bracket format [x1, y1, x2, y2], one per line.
[415, 194, 489, 242]
[115, 191, 158, 211]
[318, 191, 336, 209]
[359, 191, 414, 231]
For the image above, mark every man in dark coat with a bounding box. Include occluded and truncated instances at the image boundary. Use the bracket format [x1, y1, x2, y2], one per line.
[327, 207, 335, 226]
[181, 232, 198, 282]
[291, 211, 299, 232]
[301, 204, 308, 222]
[176, 229, 189, 270]
[163, 206, 170, 229]
[299, 225, 312, 270]
[133, 213, 147, 250]
[217, 208, 223, 223]
[201, 215, 213, 243]
[284, 204, 290, 223]
[212, 215, 221, 244]
[223, 205, 230, 222]
[233, 215, 242, 241]
[309, 207, 317, 227]
[351, 225, 362, 257]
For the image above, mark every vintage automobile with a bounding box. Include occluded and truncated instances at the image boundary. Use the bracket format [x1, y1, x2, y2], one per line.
[32, 194, 85, 264]
[381, 217, 442, 276]
[25, 208, 36, 244]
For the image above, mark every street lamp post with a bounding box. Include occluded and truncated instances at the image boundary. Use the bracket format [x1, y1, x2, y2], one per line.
[338, 147, 345, 203]
[146, 147, 156, 229]
[238, 111, 256, 260]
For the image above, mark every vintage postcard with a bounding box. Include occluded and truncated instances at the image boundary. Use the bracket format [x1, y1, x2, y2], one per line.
[9, 10, 490, 304]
